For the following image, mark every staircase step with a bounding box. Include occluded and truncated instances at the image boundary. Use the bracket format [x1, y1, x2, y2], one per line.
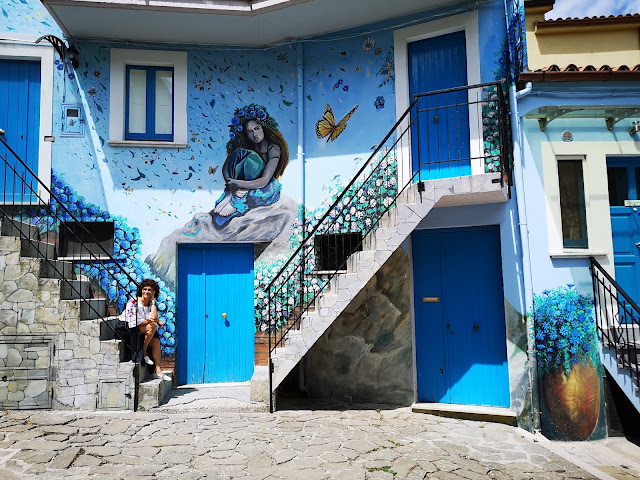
[61, 280, 98, 300]
[100, 316, 121, 341]
[20, 238, 56, 260]
[138, 369, 173, 411]
[80, 299, 108, 320]
[1, 218, 40, 241]
[40, 259, 75, 280]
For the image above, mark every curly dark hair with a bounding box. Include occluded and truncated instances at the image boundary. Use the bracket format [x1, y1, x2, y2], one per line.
[137, 279, 159, 299]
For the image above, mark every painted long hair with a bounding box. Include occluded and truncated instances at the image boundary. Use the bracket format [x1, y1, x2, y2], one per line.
[226, 104, 289, 179]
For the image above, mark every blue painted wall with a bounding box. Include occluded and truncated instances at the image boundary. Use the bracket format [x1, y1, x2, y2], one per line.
[2, 0, 512, 357]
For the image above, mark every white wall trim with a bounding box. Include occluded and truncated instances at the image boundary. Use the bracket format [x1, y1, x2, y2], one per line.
[393, 11, 481, 186]
[0, 43, 54, 202]
[541, 140, 640, 275]
[109, 48, 187, 144]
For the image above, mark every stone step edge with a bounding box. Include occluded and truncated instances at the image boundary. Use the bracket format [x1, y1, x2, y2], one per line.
[412, 403, 517, 426]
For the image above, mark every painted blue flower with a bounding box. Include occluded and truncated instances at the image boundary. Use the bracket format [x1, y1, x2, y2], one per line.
[248, 110, 255, 118]
[237, 125, 243, 132]
[237, 109, 245, 117]
[374, 96, 385, 110]
[343, 85, 349, 92]
[257, 109, 267, 120]
[57, 64, 63, 71]
[229, 132, 236, 139]
[231, 116, 240, 126]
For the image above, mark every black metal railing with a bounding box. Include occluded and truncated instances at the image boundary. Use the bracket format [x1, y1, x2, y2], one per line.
[590, 257, 639, 387]
[0, 132, 139, 359]
[266, 81, 511, 410]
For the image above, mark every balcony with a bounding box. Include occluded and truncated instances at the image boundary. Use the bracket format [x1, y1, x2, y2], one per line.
[41, 0, 460, 45]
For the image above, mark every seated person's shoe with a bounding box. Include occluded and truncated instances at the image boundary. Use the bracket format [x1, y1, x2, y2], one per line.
[153, 372, 171, 381]
[143, 355, 154, 365]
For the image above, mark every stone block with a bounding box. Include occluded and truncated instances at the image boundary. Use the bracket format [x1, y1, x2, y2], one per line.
[58, 349, 73, 361]
[1, 280, 18, 294]
[7, 289, 34, 303]
[16, 273, 38, 291]
[8, 391, 25, 402]
[0, 309, 18, 327]
[36, 307, 63, 326]
[6, 251, 20, 266]
[24, 380, 47, 398]
[6, 348, 22, 367]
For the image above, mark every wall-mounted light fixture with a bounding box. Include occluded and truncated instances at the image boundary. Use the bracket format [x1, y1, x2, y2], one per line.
[66, 46, 79, 69]
[35, 35, 79, 69]
[630, 121, 640, 137]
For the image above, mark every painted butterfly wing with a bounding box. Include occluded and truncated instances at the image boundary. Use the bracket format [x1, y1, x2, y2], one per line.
[328, 104, 359, 142]
[315, 104, 336, 139]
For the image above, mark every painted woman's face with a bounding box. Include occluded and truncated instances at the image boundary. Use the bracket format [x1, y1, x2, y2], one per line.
[246, 120, 264, 144]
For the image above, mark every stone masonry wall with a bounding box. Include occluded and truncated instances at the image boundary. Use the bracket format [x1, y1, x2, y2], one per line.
[0, 235, 133, 410]
[305, 247, 414, 405]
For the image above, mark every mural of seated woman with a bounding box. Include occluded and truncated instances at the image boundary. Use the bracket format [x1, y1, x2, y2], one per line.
[211, 105, 289, 227]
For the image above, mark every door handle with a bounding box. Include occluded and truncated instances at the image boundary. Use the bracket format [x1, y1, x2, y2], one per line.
[222, 313, 227, 319]
[0, 128, 5, 136]
[636, 242, 640, 248]
[473, 324, 479, 331]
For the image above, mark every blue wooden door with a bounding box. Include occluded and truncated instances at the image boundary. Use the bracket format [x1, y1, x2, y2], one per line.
[409, 31, 470, 181]
[0, 60, 40, 203]
[177, 244, 255, 384]
[608, 158, 640, 307]
[412, 226, 510, 407]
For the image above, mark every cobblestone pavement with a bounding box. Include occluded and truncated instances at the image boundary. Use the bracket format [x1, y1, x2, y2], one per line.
[0, 407, 600, 480]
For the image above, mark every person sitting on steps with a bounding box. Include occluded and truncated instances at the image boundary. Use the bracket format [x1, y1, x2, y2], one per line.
[121, 279, 171, 381]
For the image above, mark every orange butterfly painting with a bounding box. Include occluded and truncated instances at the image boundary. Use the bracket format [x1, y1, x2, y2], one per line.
[315, 104, 359, 142]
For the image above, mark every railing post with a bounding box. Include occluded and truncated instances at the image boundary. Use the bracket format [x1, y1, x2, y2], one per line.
[268, 289, 273, 413]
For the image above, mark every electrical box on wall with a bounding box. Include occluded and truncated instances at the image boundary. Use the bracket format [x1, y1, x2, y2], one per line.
[61, 104, 84, 137]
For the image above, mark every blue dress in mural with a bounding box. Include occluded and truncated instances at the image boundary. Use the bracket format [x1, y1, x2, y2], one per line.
[212, 148, 281, 227]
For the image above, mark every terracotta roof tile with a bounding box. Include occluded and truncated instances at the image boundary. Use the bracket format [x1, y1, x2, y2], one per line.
[543, 13, 640, 23]
[520, 64, 640, 82]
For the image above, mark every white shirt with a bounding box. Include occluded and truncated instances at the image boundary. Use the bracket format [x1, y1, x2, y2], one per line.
[121, 299, 155, 328]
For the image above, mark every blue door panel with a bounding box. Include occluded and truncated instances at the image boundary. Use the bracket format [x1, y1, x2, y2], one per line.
[408, 31, 470, 181]
[0, 60, 40, 203]
[412, 227, 510, 407]
[412, 233, 448, 402]
[178, 244, 254, 385]
[608, 158, 640, 305]
[177, 246, 207, 385]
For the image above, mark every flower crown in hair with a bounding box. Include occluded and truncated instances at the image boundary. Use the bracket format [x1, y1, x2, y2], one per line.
[226, 104, 279, 154]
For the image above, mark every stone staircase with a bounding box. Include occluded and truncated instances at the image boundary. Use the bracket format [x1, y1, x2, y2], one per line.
[268, 173, 508, 394]
[0, 217, 171, 410]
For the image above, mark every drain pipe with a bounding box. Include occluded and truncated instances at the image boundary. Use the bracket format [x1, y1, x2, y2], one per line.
[509, 80, 540, 432]
[296, 41, 307, 394]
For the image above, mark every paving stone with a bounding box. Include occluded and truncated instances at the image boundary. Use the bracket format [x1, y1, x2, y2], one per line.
[71, 454, 102, 467]
[49, 446, 81, 469]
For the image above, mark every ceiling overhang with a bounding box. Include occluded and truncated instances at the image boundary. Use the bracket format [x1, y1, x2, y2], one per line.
[40, 0, 459, 46]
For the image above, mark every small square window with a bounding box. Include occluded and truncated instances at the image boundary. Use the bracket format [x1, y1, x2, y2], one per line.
[125, 65, 174, 141]
[558, 160, 588, 249]
[314, 232, 363, 271]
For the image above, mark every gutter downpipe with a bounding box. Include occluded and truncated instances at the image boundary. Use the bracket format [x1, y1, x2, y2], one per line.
[510, 80, 540, 432]
[296, 41, 306, 394]
[505, 0, 539, 435]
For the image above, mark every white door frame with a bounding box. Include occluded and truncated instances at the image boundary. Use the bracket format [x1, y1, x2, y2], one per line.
[393, 11, 481, 187]
[0, 37, 54, 202]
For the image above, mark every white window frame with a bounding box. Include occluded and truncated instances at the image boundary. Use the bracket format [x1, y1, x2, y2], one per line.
[541, 141, 627, 260]
[0, 39, 54, 203]
[108, 48, 187, 147]
[393, 11, 481, 187]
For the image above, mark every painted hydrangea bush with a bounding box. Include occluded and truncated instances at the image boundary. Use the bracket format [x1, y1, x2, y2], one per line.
[532, 285, 598, 375]
[253, 153, 398, 330]
[24, 173, 177, 355]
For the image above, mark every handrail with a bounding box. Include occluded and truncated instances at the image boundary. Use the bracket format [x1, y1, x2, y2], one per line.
[589, 256, 639, 388]
[266, 80, 511, 411]
[266, 98, 418, 292]
[0, 134, 139, 358]
[590, 256, 640, 313]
